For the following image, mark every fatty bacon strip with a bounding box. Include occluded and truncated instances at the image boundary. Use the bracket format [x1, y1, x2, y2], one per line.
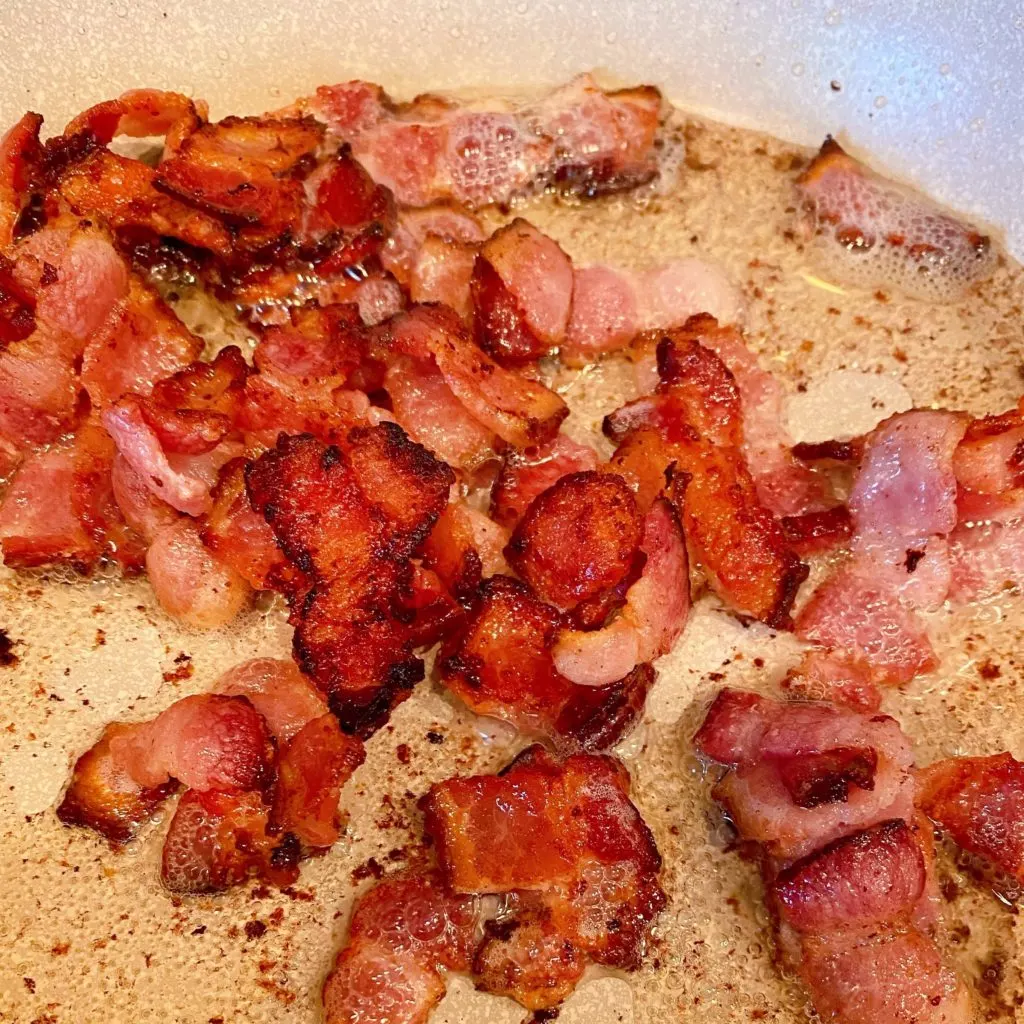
[323, 747, 665, 1022]
[58, 658, 364, 893]
[694, 689, 971, 1024]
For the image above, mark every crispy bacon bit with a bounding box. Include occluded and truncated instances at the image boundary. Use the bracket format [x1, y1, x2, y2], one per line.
[439, 575, 652, 750]
[246, 428, 451, 733]
[781, 650, 883, 713]
[421, 501, 510, 603]
[917, 753, 1024, 884]
[64, 88, 206, 153]
[271, 713, 366, 848]
[56, 723, 178, 845]
[552, 498, 690, 686]
[382, 303, 568, 448]
[161, 789, 298, 895]
[323, 870, 482, 1024]
[505, 471, 641, 609]
[608, 319, 808, 626]
[797, 137, 994, 303]
[490, 433, 600, 528]
[472, 218, 574, 365]
[308, 73, 664, 209]
[0, 112, 45, 247]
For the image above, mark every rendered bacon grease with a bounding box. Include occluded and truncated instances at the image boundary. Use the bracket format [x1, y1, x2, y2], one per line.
[0, 71, 1016, 1024]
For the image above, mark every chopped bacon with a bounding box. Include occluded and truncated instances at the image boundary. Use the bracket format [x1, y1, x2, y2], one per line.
[947, 518, 1024, 602]
[421, 501, 510, 603]
[0, 112, 44, 247]
[271, 713, 366, 848]
[490, 433, 600, 528]
[781, 504, 853, 554]
[505, 471, 641, 609]
[471, 218, 574, 365]
[381, 303, 568, 448]
[56, 723, 178, 845]
[607, 321, 808, 626]
[323, 870, 482, 1024]
[110, 453, 180, 542]
[917, 753, 1024, 884]
[552, 498, 690, 686]
[439, 575, 653, 750]
[407, 235, 476, 319]
[246, 428, 452, 734]
[145, 518, 252, 627]
[381, 202, 486, 282]
[64, 88, 206, 154]
[953, 406, 1024, 523]
[563, 258, 743, 364]
[781, 650, 883, 713]
[216, 657, 327, 743]
[161, 788, 298, 895]
[308, 73, 664, 209]
[797, 137, 993, 303]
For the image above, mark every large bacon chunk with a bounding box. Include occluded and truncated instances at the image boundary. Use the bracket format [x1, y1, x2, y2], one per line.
[308, 73, 664, 208]
[607, 319, 807, 626]
[917, 753, 1024, 884]
[438, 575, 654, 751]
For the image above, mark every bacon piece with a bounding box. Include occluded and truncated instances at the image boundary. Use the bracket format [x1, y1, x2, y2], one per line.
[322, 871, 482, 1024]
[563, 258, 743, 363]
[0, 112, 44, 246]
[781, 504, 853, 554]
[216, 657, 327, 743]
[439, 575, 653, 750]
[694, 689, 915, 863]
[161, 789, 298, 895]
[953, 406, 1024, 523]
[505, 471, 641, 609]
[781, 650, 883, 713]
[608, 322, 808, 626]
[110, 453, 180, 543]
[421, 501, 510, 603]
[271, 713, 366, 848]
[64, 88, 206, 154]
[408, 234, 477, 320]
[381, 202, 486, 282]
[56, 723, 179, 845]
[471, 218, 573, 365]
[552, 498, 690, 686]
[145, 518, 252, 627]
[947, 518, 1024, 602]
[382, 303, 568, 448]
[384, 356, 499, 471]
[0, 328, 78, 451]
[917, 753, 1024, 884]
[797, 137, 993, 302]
[310, 74, 663, 209]
[490, 433, 599, 528]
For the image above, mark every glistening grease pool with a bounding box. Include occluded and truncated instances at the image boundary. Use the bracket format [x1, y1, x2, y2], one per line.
[1, 107, 1022, 1023]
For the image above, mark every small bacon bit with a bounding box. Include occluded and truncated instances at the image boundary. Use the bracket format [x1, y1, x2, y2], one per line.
[472, 218, 574, 365]
[56, 723, 178, 845]
[384, 356, 499, 471]
[490, 433, 600, 528]
[408, 235, 477, 319]
[781, 504, 853, 554]
[778, 746, 878, 809]
[505, 471, 641, 609]
[110, 693, 273, 792]
[382, 303, 568, 448]
[145, 518, 252, 627]
[552, 498, 690, 686]
[397, 564, 465, 648]
[0, 330, 77, 451]
[161, 789, 298, 895]
[323, 871, 482, 1024]
[797, 137, 994, 303]
[216, 657, 327, 744]
[271, 714, 366, 848]
[781, 650, 883, 713]
[381, 202, 486, 282]
[0, 252, 36, 343]
[953, 407, 1024, 523]
[917, 753, 1024, 884]
[609, 321, 808, 626]
[421, 501, 510, 603]
[439, 575, 651, 750]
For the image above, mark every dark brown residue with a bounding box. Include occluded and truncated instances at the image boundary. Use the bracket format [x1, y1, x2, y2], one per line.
[0, 629, 21, 667]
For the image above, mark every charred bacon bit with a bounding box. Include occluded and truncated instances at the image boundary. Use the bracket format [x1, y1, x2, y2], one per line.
[270, 713, 366, 849]
[471, 218, 574, 365]
[797, 137, 994, 303]
[438, 575, 651, 751]
[382, 303, 568, 448]
[397, 564, 465, 649]
[505, 471, 642, 610]
[322, 870, 482, 1024]
[777, 746, 878, 809]
[490, 433, 600, 528]
[917, 753, 1024, 884]
[161, 788, 298, 895]
[781, 650, 883, 713]
[781, 504, 853, 554]
[56, 723, 178, 845]
[216, 657, 327, 744]
[552, 497, 691, 687]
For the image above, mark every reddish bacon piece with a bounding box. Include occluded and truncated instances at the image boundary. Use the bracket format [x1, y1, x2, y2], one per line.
[471, 218, 574, 365]
[110, 453, 179, 542]
[408, 234, 477, 319]
[439, 575, 654, 751]
[323, 870, 482, 1024]
[607, 321, 808, 626]
[797, 137, 993, 303]
[953, 406, 1024, 524]
[781, 650, 883, 713]
[381, 203, 486, 281]
[917, 753, 1024, 884]
[0, 111, 44, 247]
[216, 657, 327, 743]
[421, 501, 510, 603]
[309, 73, 663, 209]
[947, 518, 1024, 602]
[505, 471, 641, 609]
[64, 88, 206, 153]
[382, 303, 568, 448]
[552, 499, 690, 686]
